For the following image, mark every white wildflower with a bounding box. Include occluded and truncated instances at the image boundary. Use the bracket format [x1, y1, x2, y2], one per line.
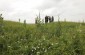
[34, 47, 36, 50]
[37, 52, 40, 55]
[48, 47, 51, 49]
[44, 49, 47, 52]
[55, 43, 58, 45]
[32, 50, 34, 52]
[19, 46, 21, 48]
[51, 43, 53, 45]
[17, 41, 20, 43]
[21, 54, 24, 55]
[21, 39, 23, 41]
[37, 46, 38, 48]
[37, 46, 39, 49]
[1, 36, 4, 38]
[38, 43, 40, 46]
[8, 46, 11, 48]
[43, 48, 44, 50]
[43, 38, 45, 40]
[25, 46, 28, 48]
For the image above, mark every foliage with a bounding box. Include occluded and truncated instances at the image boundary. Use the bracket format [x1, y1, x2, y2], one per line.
[0, 20, 85, 55]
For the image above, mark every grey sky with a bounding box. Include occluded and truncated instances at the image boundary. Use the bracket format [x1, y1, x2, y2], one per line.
[0, 0, 85, 23]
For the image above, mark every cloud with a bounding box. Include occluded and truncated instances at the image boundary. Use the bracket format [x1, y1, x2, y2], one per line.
[38, 0, 85, 22]
[36, 0, 63, 10]
[0, 0, 85, 23]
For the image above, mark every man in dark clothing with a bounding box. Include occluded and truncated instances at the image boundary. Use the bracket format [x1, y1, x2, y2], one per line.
[45, 16, 48, 23]
[52, 16, 54, 22]
[48, 16, 52, 23]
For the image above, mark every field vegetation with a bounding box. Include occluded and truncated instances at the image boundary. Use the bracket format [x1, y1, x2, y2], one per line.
[0, 19, 85, 55]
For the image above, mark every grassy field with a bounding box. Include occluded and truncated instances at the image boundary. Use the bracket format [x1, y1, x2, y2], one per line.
[0, 20, 85, 55]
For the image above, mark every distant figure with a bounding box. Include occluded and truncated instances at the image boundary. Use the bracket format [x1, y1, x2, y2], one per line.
[0, 14, 3, 20]
[0, 14, 3, 25]
[24, 20, 26, 27]
[52, 16, 54, 22]
[45, 15, 54, 23]
[0, 14, 4, 35]
[48, 16, 52, 23]
[0, 14, 2, 17]
[24, 20, 26, 24]
[19, 19, 20, 22]
[45, 16, 49, 23]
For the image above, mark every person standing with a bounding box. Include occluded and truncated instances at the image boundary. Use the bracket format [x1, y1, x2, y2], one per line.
[0, 14, 3, 25]
[0, 14, 3, 35]
[48, 16, 52, 23]
[52, 16, 54, 22]
[24, 20, 26, 27]
[45, 16, 48, 23]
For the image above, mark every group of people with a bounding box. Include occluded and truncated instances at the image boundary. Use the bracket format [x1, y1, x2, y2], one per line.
[45, 16, 54, 23]
[35, 16, 54, 24]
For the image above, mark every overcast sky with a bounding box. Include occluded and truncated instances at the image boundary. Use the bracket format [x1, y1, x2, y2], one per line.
[0, 0, 85, 23]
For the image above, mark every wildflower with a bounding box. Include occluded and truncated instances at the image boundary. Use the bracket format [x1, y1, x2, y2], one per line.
[37, 46, 39, 49]
[25, 46, 28, 48]
[38, 43, 40, 46]
[21, 54, 24, 55]
[55, 43, 58, 45]
[8, 46, 11, 48]
[48, 47, 51, 49]
[51, 43, 53, 45]
[43, 48, 45, 50]
[43, 37, 45, 40]
[34, 47, 36, 50]
[21, 39, 23, 41]
[31, 54, 33, 55]
[32, 50, 34, 52]
[17, 41, 20, 43]
[37, 52, 40, 55]
[1, 36, 4, 38]
[19, 46, 21, 48]
[77, 29, 82, 32]
[44, 49, 47, 52]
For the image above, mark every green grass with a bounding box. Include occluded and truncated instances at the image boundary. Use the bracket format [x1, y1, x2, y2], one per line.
[0, 20, 85, 55]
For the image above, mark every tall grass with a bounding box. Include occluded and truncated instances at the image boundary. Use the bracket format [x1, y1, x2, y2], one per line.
[0, 19, 85, 55]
